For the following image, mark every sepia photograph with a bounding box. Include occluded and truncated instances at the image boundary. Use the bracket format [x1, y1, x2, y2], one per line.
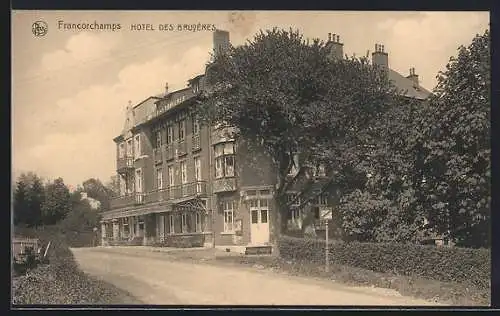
[11, 10, 491, 307]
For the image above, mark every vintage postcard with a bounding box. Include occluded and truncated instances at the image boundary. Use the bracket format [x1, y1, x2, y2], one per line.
[12, 10, 491, 307]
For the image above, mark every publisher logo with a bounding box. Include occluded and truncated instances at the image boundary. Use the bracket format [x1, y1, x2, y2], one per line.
[32, 21, 48, 37]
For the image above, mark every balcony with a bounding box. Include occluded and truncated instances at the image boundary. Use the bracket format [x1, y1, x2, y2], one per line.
[110, 192, 145, 209]
[176, 140, 188, 157]
[117, 156, 134, 173]
[192, 134, 201, 151]
[213, 177, 237, 193]
[144, 188, 171, 203]
[153, 148, 163, 164]
[109, 182, 207, 210]
[135, 192, 145, 204]
[169, 181, 207, 200]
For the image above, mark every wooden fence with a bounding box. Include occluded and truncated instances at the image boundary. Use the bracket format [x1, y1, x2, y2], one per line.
[12, 237, 42, 262]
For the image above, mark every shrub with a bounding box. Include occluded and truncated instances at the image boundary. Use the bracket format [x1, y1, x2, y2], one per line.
[12, 226, 140, 305]
[279, 236, 490, 289]
[161, 234, 205, 248]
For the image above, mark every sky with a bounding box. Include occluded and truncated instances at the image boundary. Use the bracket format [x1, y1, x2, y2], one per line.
[12, 11, 490, 188]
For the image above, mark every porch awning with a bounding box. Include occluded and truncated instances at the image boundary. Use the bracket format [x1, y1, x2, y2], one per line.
[102, 204, 173, 221]
[174, 198, 208, 212]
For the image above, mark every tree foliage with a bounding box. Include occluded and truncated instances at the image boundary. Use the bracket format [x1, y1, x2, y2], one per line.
[41, 178, 71, 225]
[339, 30, 490, 248]
[13, 173, 45, 227]
[197, 28, 399, 242]
[82, 178, 113, 211]
[418, 30, 490, 248]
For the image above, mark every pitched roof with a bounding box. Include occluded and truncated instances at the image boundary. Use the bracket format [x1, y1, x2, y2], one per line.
[388, 69, 432, 100]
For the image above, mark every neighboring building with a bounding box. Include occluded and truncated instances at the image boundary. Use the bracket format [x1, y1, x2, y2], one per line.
[80, 192, 101, 210]
[100, 30, 431, 249]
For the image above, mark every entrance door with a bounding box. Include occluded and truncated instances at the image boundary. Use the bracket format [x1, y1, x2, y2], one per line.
[250, 199, 270, 245]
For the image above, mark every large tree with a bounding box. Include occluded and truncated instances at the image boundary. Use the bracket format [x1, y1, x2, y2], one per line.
[197, 28, 399, 247]
[26, 175, 45, 226]
[417, 30, 490, 248]
[339, 30, 490, 247]
[13, 173, 45, 227]
[13, 179, 29, 226]
[82, 178, 114, 211]
[41, 177, 71, 225]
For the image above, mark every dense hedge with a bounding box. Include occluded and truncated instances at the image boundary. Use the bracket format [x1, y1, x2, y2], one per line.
[160, 234, 205, 248]
[279, 236, 490, 289]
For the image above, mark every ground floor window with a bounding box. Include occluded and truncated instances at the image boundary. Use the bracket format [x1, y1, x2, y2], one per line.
[138, 218, 145, 237]
[181, 213, 188, 233]
[123, 218, 129, 237]
[223, 201, 234, 233]
[169, 214, 174, 234]
[105, 223, 113, 238]
[195, 212, 202, 232]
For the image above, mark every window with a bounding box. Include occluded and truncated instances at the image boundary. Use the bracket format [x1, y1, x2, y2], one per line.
[135, 169, 142, 192]
[178, 120, 185, 140]
[126, 174, 134, 194]
[181, 213, 188, 233]
[194, 157, 201, 181]
[119, 142, 125, 158]
[291, 208, 302, 221]
[169, 214, 175, 234]
[251, 209, 258, 224]
[194, 157, 202, 193]
[156, 167, 163, 189]
[312, 163, 326, 177]
[287, 193, 301, 206]
[119, 174, 126, 196]
[250, 199, 269, 224]
[168, 165, 174, 187]
[180, 161, 187, 184]
[223, 201, 234, 232]
[312, 206, 320, 220]
[195, 212, 202, 232]
[166, 125, 174, 144]
[214, 142, 236, 179]
[123, 218, 129, 237]
[288, 153, 300, 176]
[126, 139, 133, 157]
[134, 134, 141, 159]
[155, 130, 162, 148]
[317, 194, 328, 206]
[192, 117, 200, 135]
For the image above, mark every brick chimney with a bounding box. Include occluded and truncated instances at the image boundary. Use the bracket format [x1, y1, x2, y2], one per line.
[372, 43, 389, 70]
[326, 33, 344, 60]
[213, 29, 230, 58]
[406, 67, 419, 89]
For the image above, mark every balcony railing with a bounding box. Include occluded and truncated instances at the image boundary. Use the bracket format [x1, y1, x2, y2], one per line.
[192, 134, 201, 151]
[169, 181, 207, 200]
[110, 181, 207, 209]
[110, 193, 142, 209]
[135, 192, 145, 204]
[153, 148, 163, 164]
[117, 156, 134, 172]
[213, 177, 237, 193]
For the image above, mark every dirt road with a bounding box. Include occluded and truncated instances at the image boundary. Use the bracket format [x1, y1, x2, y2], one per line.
[71, 247, 443, 306]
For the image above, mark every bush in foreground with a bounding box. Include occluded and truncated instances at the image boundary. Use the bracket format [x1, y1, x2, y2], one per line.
[279, 236, 490, 290]
[12, 226, 140, 305]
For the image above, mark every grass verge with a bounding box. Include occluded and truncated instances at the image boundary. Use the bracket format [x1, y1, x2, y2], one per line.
[212, 253, 489, 306]
[12, 226, 142, 305]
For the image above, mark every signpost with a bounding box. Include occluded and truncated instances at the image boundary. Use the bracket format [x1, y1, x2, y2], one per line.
[320, 206, 333, 273]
